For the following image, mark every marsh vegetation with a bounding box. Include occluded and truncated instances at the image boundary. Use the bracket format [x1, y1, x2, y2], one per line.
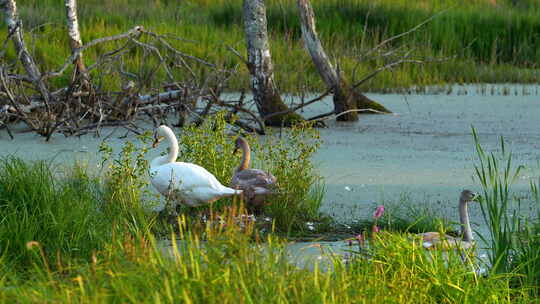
[0, 119, 539, 302]
[1, 0, 539, 302]
[7, 0, 540, 92]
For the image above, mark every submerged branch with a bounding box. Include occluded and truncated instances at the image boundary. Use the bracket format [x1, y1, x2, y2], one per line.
[308, 108, 394, 122]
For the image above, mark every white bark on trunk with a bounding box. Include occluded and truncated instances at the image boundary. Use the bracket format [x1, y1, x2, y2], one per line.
[0, 0, 50, 104]
[64, 0, 89, 85]
[243, 0, 279, 117]
[65, 0, 82, 49]
[243, 0, 303, 125]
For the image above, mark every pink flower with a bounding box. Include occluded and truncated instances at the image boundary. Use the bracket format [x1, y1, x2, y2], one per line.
[373, 205, 385, 220]
[355, 234, 365, 246]
[372, 225, 380, 234]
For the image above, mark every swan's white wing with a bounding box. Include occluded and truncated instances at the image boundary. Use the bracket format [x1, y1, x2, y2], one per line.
[151, 162, 222, 192]
[151, 162, 239, 206]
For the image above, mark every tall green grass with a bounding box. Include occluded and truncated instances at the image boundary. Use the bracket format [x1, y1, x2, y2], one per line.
[472, 127, 540, 296]
[0, 213, 532, 303]
[510, 172, 540, 296]
[0, 134, 156, 271]
[0, 157, 111, 269]
[210, 0, 540, 66]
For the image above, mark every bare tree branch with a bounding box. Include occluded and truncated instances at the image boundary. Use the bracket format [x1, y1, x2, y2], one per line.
[44, 26, 144, 79]
[308, 108, 394, 122]
[262, 88, 331, 122]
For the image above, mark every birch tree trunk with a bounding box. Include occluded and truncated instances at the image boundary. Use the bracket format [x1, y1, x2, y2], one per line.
[64, 0, 89, 87]
[243, 0, 302, 126]
[297, 0, 390, 121]
[0, 0, 51, 106]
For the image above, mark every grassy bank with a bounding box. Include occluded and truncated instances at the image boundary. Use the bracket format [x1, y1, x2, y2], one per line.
[1, 221, 531, 303]
[0, 156, 537, 302]
[4, 0, 540, 93]
[0, 122, 539, 301]
[0, 161, 531, 303]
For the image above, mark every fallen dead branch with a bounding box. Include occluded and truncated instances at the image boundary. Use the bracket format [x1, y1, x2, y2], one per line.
[308, 108, 396, 122]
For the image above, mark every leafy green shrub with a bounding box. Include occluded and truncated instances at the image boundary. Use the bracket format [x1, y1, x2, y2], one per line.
[98, 132, 157, 233]
[250, 123, 323, 232]
[168, 113, 324, 232]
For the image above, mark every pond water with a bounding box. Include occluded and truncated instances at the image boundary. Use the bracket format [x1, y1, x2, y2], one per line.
[297, 85, 540, 235]
[1, 84, 539, 264]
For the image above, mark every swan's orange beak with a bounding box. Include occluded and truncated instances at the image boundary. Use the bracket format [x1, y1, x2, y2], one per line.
[152, 136, 163, 148]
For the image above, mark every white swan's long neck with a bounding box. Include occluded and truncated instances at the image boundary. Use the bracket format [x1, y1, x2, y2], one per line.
[459, 199, 473, 242]
[151, 126, 179, 168]
[150, 155, 171, 169]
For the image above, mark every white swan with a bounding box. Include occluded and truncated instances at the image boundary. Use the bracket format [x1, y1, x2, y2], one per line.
[150, 125, 242, 207]
[420, 190, 478, 250]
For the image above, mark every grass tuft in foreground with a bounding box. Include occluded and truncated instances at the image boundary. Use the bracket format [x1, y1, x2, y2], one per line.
[0, 157, 111, 270]
[0, 200, 531, 303]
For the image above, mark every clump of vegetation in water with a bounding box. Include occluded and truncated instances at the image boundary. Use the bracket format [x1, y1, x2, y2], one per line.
[473, 128, 540, 297]
[95, 113, 324, 233]
[173, 113, 325, 232]
[351, 192, 454, 235]
[245, 123, 324, 232]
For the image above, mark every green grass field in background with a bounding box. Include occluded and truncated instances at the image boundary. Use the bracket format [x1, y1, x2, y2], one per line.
[2, 0, 539, 93]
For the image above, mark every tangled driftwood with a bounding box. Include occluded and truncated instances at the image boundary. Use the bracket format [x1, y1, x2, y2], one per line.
[0, 0, 438, 139]
[0, 0, 283, 139]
